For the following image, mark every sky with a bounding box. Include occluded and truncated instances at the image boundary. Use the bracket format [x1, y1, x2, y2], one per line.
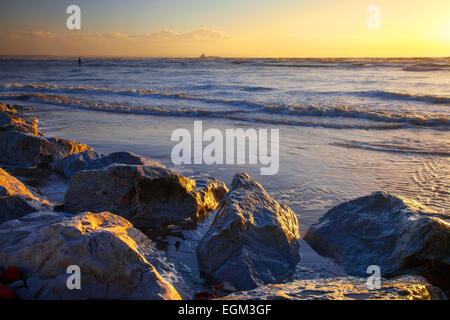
[0, 0, 449, 57]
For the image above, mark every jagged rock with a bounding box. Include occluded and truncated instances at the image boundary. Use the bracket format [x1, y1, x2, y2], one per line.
[64, 164, 228, 228]
[304, 191, 450, 297]
[0, 103, 18, 114]
[195, 179, 229, 212]
[0, 168, 51, 222]
[0, 122, 42, 136]
[52, 150, 165, 178]
[220, 275, 447, 300]
[0, 131, 93, 167]
[0, 211, 183, 299]
[197, 173, 301, 291]
[0, 167, 36, 198]
[0, 103, 42, 136]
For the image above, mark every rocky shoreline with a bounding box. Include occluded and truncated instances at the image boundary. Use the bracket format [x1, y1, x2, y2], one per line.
[0, 101, 448, 300]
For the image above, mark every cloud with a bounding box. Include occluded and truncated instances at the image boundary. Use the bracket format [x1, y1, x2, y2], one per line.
[3, 28, 229, 42]
[8, 30, 60, 40]
[0, 28, 230, 56]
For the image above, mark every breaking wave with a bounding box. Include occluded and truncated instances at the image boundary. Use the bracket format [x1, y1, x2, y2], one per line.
[331, 139, 450, 156]
[1, 91, 448, 130]
[354, 90, 450, 105]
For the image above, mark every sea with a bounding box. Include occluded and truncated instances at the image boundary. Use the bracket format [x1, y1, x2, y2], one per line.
[0, 57, 448, 233]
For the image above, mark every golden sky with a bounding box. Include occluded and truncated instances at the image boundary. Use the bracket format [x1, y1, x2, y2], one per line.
[0, 0, 449, 57]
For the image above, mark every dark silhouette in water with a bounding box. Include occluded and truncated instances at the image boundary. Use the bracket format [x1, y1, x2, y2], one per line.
[78, 57, 82, 66]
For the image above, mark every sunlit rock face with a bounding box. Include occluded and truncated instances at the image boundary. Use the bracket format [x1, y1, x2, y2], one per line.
[0, 168, 51, 222]
[52, 150, 166, 178]
[64, 164, 228, 228]
[197, 173, 301, 291]
[220, 275, 447, 300]
[304, 191, 450, 296]
[0, 211, 183, 300]
[0, 131, 93, 167]
[0, 103, 42, 137]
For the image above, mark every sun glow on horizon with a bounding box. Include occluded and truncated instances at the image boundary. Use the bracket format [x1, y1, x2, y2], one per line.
[0, 0, 449, 57]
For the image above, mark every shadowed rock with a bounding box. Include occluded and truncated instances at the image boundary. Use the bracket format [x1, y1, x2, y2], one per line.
[0, 211, 183, 299]
[52, 150, 165, 177]
[64, 164, 228, 228]
[0, 168, 51, 222]
[220, 275, 446, 300]
[304, 191, 450, 297]
[197, 173, 301, 291]
[0, 131, 93, 167]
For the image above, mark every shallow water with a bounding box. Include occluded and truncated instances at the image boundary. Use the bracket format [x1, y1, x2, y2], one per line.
[1, 57, 448, 233]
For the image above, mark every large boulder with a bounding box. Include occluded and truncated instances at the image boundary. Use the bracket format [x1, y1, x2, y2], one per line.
[0, 131, 93, 167]
[64, 164, 228, 228]
[197, 173, 301, 291]
[220, 275, 446, 300]
[304, 191, 450, 296]
[52, 150, 165, 178]
[0, 211, 183, 299]
[0, 168, 51, 222]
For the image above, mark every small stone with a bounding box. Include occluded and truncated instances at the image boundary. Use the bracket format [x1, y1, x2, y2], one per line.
[0, 283, 16, 300]
[4, 266, 22, 284]
[222, 281, 237, 292]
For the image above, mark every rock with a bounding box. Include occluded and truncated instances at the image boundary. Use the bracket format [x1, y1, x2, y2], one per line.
[4, 266, 22, 284]
[7, 280, 25, 291]
[304, 191, 450, 297]
[52, 150, 165, 178]
[0, 131, 93, 167]
[0, 211, 183, 299]
[197, 173, 301, 291]
[0, 103, 18, 114]
[0, 167, 36, 198]
[195, 179, 229, 212]
[0, 103, 42, 136]
[0, 283, 16, 300]
[220, 275, 447, 300]
[222, 281, 238, 292]
[0, 122, 43, 136]
[0, 195, 51, 223]
[64, 164, 227, 228]
[0, 168, 52, 223]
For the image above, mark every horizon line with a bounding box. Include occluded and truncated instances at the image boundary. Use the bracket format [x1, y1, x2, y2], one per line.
[1, 54, 449, 59]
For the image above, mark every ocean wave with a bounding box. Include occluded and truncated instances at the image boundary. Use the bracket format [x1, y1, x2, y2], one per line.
[261, 104, 449, 127]
[0, 82, 268, 109]
[331, 140, 450, 156]
[403, 63, 450, 72]
[1, 92, 448, 131]
[354, 90, 450, 105]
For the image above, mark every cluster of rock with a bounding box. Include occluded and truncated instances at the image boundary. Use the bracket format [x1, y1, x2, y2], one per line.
[63, 164, 228, 228]
[0, 104, 92, 167]
[0, 102, 448, 300]
[220, 275, 446, 300]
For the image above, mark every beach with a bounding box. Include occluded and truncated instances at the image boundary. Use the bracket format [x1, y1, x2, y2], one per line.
[0, 57, 449, 300]
[0, 57, 448, 234]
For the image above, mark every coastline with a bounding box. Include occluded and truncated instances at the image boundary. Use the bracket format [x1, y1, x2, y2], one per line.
[0, 100, 448, 300]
